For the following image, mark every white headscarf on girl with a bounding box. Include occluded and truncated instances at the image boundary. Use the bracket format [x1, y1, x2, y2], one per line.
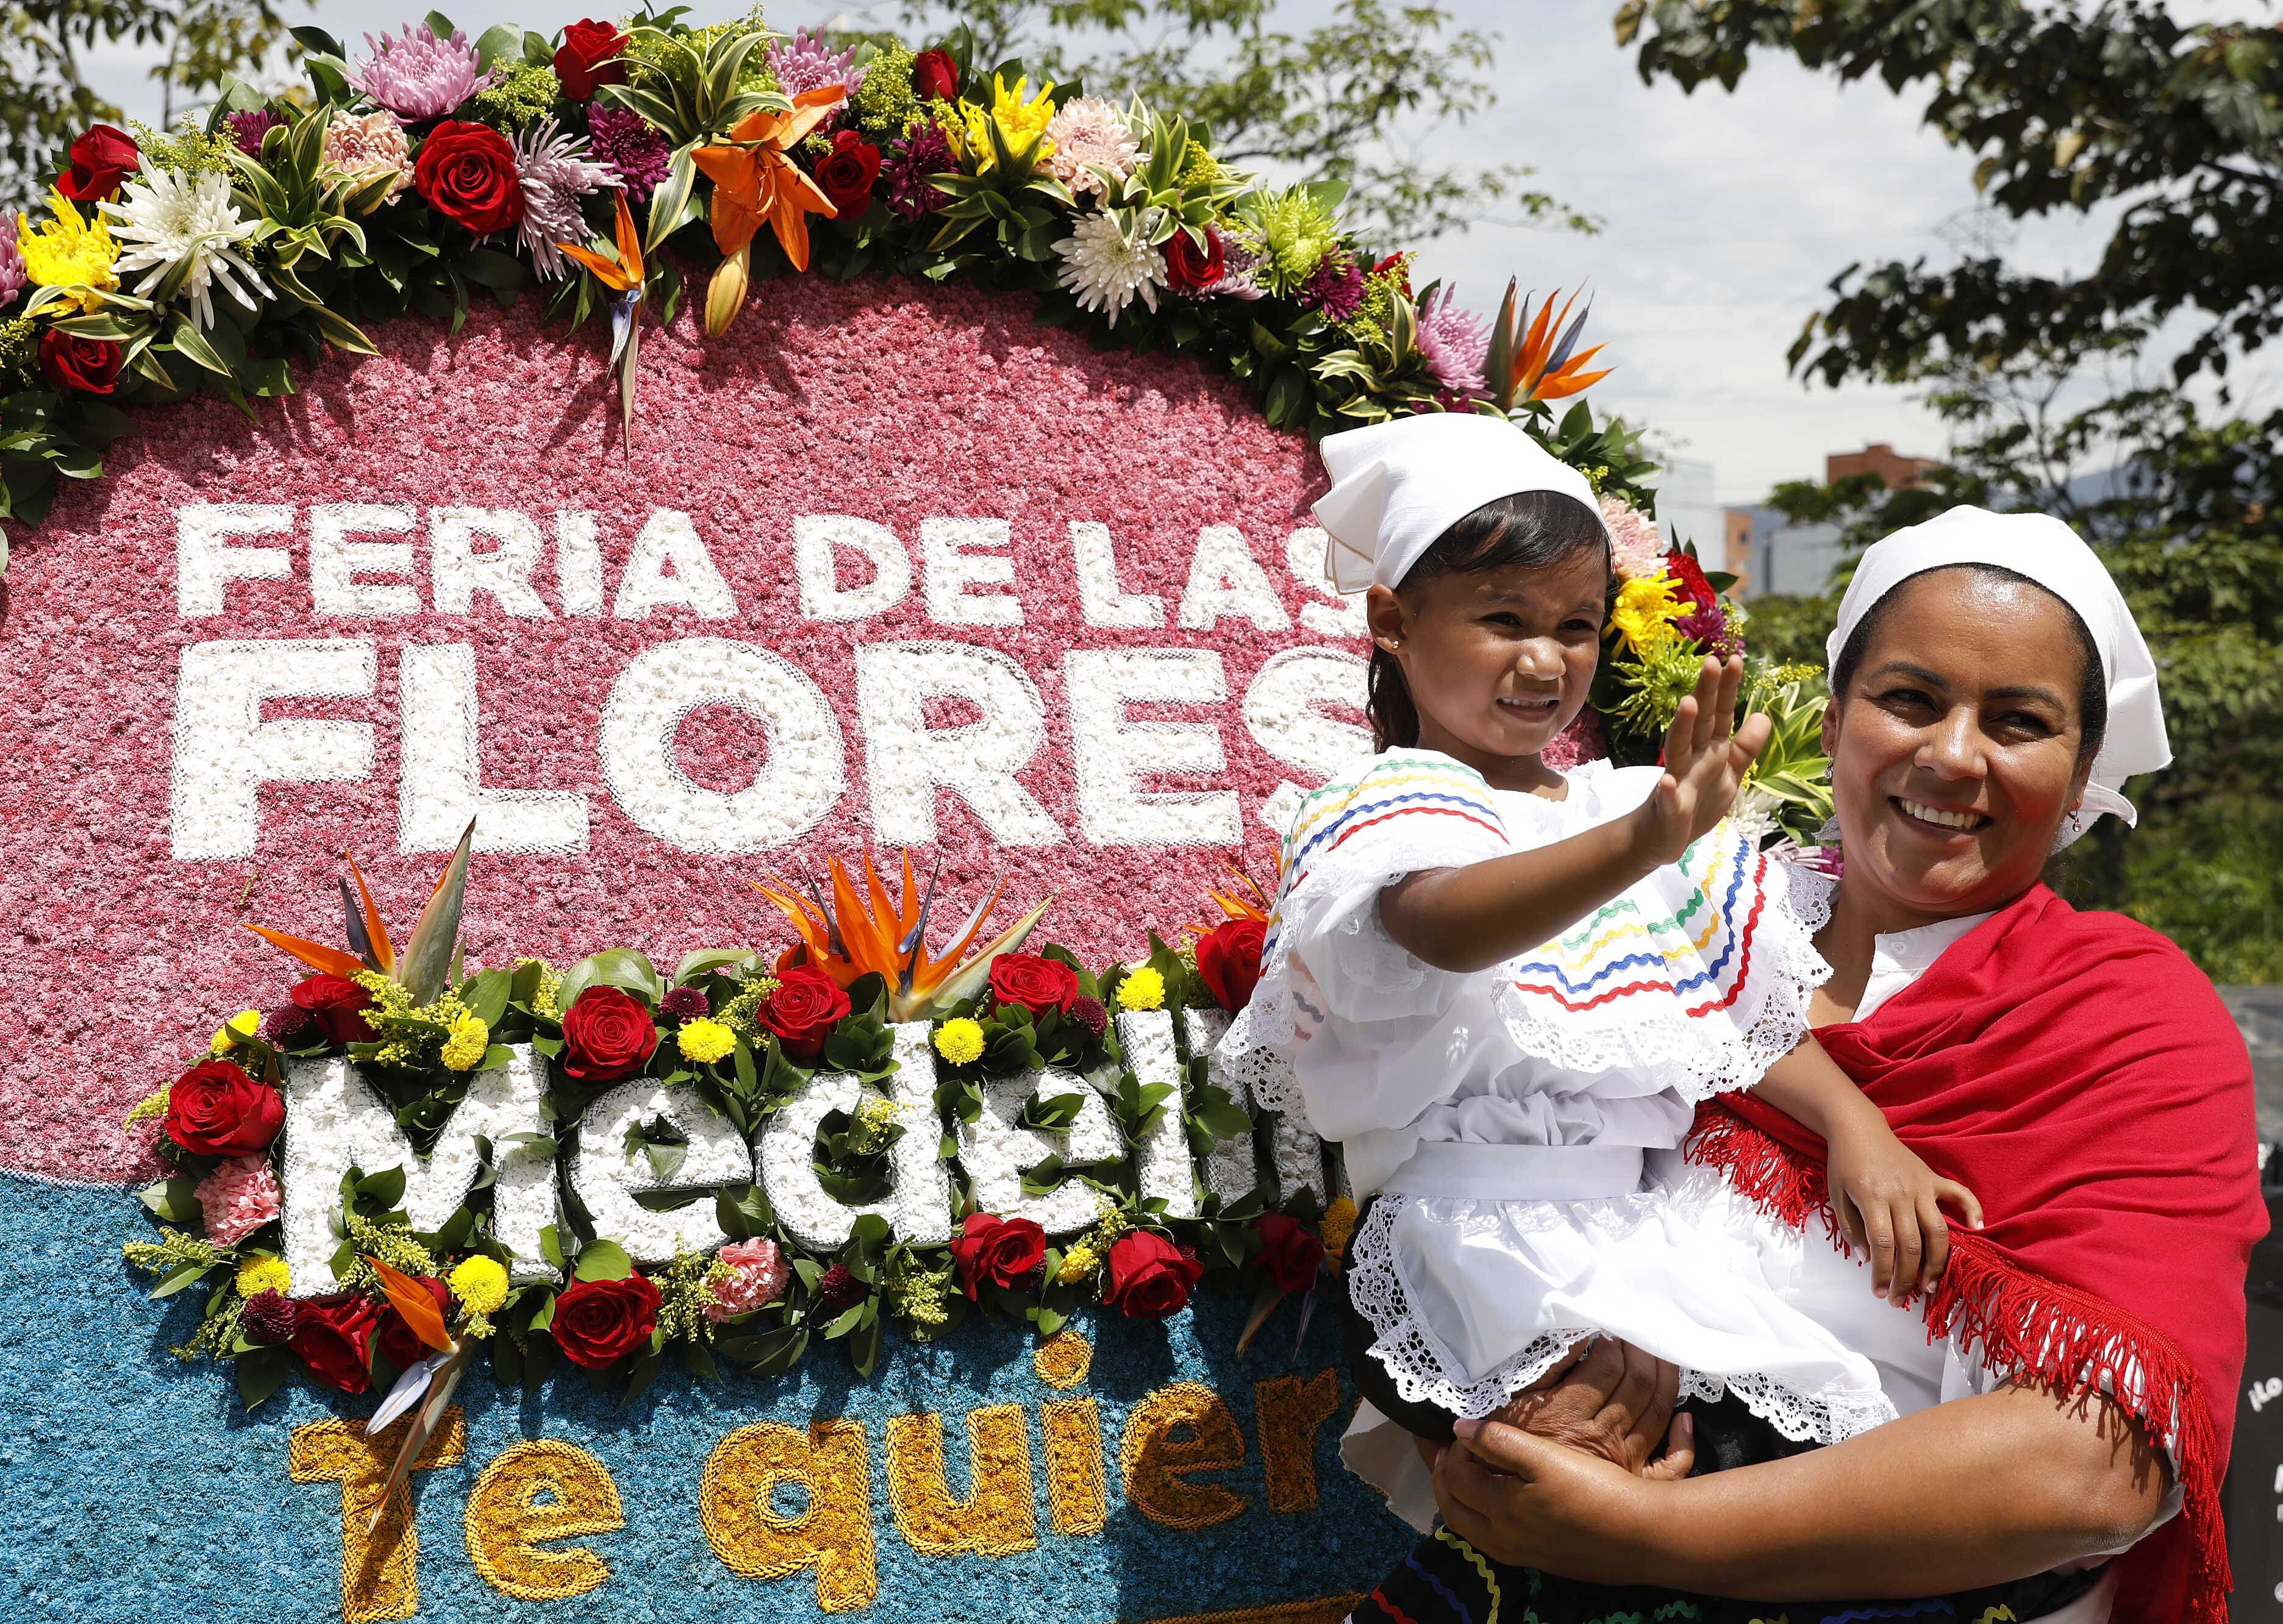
[1314, 413, 1609, 594]
[1827, 505, 2170, 848]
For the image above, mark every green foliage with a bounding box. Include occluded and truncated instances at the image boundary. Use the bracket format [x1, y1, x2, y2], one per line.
[895, 0, 1596, 246]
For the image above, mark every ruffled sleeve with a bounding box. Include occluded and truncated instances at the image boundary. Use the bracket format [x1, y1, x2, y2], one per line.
[1223, 750, 1527, 1135]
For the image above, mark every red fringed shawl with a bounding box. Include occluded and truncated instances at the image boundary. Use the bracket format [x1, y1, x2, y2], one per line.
[1688, 885, 2264, 1623]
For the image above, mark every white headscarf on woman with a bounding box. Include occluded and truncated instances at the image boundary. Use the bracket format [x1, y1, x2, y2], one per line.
[1826, 505, 2170, 848]
[1313, 413, 1608, 594]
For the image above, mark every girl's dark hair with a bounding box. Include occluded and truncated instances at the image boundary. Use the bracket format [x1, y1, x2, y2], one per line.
[1368, 489, 1611, 751]
[1830, 563, 2109, 764]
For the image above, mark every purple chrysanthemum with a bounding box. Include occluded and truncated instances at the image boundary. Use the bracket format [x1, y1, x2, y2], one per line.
[766, 27, 866, 115]
[814, 1263, 868, 1316]
[242, 1289, 299, 1344]
[586, 105, 670, 205]
[884, 122, 956, 221]
[1298, 250, 1363, 321]
[351, 24, 496, 121]
[1415, 284, 1491, 399]
[225, 109, 284, 158]
[659, 986, 708, 1020]
[0, 216, 24, 309]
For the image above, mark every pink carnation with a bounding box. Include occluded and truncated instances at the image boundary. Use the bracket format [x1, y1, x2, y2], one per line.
[351, 24, 495, 121]
[195, 1154, 281, 1246]
[323, 109, 413, 201]
[1601, 493, 1667, 582]
[706, 1237, 790, 1320]
[1541, 708, 1610, 772]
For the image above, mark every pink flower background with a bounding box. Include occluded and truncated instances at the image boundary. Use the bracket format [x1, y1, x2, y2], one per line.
[0, 277, 1350, 1182]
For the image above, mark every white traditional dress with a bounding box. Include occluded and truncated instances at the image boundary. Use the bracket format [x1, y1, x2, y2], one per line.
[1223, 746, 1897, 1520]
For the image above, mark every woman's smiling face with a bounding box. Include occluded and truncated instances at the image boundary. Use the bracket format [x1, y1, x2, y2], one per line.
[1825, 568, 2098, 927]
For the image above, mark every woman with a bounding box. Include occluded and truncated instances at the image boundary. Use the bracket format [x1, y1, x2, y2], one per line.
[1354, 507, 2265, 1623]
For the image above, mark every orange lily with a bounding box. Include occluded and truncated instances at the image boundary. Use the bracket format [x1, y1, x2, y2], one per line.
[692, 87, 846, 271]
[751, 850, 1053, 1021]
[557, 192, 648, 454]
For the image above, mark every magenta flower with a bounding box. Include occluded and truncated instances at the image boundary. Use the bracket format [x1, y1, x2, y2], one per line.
[884, 123, 956, 221]
[1299, 251, 1363, 321]
[1415, 284, 1491, 399]
[0, 216, 24, 309]
[351, 24, 496, 121]
[587, 105, 670, 205]
[224, 109, 284, 157]
[766, 27, 866, 110]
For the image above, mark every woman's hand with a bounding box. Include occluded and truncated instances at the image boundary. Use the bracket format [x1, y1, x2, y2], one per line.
[1825, 1113, 1984, 1299]
[1632, 655, 1774, 867]
[1435, 1416, 1681, 1578]
[1482, 1336, 1699, 1478]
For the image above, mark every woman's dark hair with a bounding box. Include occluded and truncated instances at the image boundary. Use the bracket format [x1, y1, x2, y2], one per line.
[1368, 489, 1611, 750]
[1830, 563, 2109, 764]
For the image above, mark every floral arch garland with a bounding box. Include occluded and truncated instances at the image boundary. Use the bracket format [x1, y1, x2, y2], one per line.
[1, 9, 1832, 1425]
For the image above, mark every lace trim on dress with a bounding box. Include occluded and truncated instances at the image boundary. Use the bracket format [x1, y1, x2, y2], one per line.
[1347, 1183, 1896, 1444]
[1484, 851, 1838, 1105]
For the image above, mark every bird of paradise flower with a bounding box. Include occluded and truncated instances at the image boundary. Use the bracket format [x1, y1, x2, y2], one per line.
[557, 192, 649, 457]
[1485, 283, 1613, 411]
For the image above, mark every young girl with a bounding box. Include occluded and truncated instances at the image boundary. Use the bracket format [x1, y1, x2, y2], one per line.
[1224, 413, 1981, 1534]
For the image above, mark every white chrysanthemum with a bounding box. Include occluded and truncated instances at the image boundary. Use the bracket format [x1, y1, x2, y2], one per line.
[1044, 96, 1139, 196]
[511, 118, 621, 281]
[101, 162, 269, 331]
[1052, 208, 1168, 328]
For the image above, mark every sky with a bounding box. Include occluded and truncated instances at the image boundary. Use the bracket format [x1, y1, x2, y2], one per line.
[71, 0, 2274, 505]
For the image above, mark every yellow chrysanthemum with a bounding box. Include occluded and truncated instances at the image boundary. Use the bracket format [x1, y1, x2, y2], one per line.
[1320, 1195, 1360, 1264]
[1610, 574, 1687, 657]
[677, 1017, 736, 1064]
[956, 73, 1056, 173]
[209, 1010, 262, 1053]
[17, 192, 120, 310]
[934, 1017, 985, 1065]
[440, 1011, 490, 1072]
[448, 1253, 510, 1316]
[1115, 966, 1165, 1012]
[235, 1255, 291, 1297]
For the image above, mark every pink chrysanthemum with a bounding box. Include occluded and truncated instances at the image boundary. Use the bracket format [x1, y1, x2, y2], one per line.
[195, 1154, 282, 1246]
[511, 118, 620, 281]
[351, 24, 495, 121]
[1540, 708, 1610, 772]
[225, 109, 283, 158]
[707, 1238, 790, 1321]
[322, 108, 413, 199]
[1299, 250, 1363, 321]
[765, 28, 865, 118]
[1415, 285, 1490, 399]
[1196, 232, 1265, 301]
[585, 105, 670, 205]
[884, 123, 956, 221]
[0, 216, 24, 308]
[1601, 493, 1667, 582]
[1043, 96, 1138, 196]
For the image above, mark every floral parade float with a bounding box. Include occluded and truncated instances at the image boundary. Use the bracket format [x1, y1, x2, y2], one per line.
[0, 10, 1838, 1620]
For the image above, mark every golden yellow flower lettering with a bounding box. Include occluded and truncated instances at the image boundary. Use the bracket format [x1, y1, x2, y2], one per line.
[1255, 1369, 1345, 1514]
[288, 1409, 468, 1624]
[885, 1405, 1037, 1557]
[463, 1441, 623, 1601]
[1118, 1381, 1249, 1528]
[1041, 1398, 1108, 1537]
[700, 1420, 876, 1613]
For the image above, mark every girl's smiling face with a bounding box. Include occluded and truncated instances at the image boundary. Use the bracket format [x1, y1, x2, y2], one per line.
[1366, 546, 1607, 788]
[1825, 568, 2098, 929]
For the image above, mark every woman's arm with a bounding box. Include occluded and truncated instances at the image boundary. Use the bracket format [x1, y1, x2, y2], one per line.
[1434, 1378, 2171, 1598]
[1383, 658, 1770, 974]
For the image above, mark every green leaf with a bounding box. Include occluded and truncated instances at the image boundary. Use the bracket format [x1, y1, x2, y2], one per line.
[166, 319, 232, 378]
[396, 821, 473, 1004]
[235, 1347, 288, 1411]
[140, 1177, 202, 1224]
[304, 303, 380, 356]
[558, 949, 665, 1012]
[574, 1238, 633, 1281]
[539, 1223, 566, 1269]
[473, 22, 524, 68]
[149, 1261, 213, 1300]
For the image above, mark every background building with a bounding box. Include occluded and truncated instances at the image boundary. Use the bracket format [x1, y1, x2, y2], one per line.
[1725, 443, 1938, 598]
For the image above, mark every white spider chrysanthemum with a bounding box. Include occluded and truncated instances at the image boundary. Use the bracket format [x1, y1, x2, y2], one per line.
[512, 118, 621, 282]
[1052, 208, 1168, 328]
[102, 163, 269, 331]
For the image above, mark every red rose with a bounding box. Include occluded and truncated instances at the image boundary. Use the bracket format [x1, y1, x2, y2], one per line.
[760, 965, 851, 1063]
[290, 973, 374, 1046]
[912, 48, 959, 102]
[37, 330, 123, 394]
[163, 1059, 284, 1158]
[550, 1273, 661, 1369]
[1163, 227, 1225, 291]
[291, 1294, 381, 1394]
[375, 1275, 451, 1372]
[948, 1212, 1047, 1300]
[55, 124, 140, 201]
[1102, 1230, 1204, 1320]
[812, 129, 881, 218]
[1194, 919, 1267, 1014]
[988, 953, 1079, 1016]
[413, 120, 525, 235]
[561, 985, 660, 1084]
[1253, 1213, 1326, 1293]
[554, 18, 629, 101]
